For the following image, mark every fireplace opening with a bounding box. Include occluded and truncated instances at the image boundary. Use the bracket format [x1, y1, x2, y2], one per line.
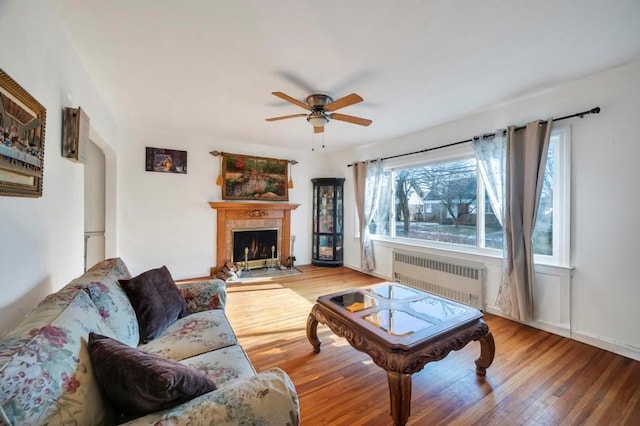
[232, 228, 278, 269]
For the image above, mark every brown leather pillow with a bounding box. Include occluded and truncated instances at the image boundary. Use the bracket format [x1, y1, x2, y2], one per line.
[88, 333, 216, 418]
[119, 265, 188, 343]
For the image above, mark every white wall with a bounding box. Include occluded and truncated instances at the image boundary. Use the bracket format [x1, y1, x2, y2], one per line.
[0, 1, 118, 332]
[116, 126, 322, 279]
[323, 60, 640, 361]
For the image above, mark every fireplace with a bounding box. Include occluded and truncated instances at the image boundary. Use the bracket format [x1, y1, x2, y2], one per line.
[208, 202, 300, 275]
[232, 228, 278, 269]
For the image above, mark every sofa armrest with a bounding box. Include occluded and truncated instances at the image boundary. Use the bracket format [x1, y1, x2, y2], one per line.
[122, 368, 300, 426]
[177, 279, 227, 313]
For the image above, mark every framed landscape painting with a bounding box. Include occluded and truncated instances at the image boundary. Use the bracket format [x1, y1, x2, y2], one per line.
[222, 153, 288, 201]
[0, 68, 47, 197]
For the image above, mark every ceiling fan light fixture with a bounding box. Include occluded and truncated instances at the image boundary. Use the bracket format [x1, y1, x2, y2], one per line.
[307, 112, 328, 127]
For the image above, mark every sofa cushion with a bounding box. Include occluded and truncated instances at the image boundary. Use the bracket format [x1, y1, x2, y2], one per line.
[88, 333, 217, 419]
[85, 282, 139, 347]
[179, 344, 256, 386]
[138, 309, 237, 361]
[119, 368, 300, 426]
[119, 266, 189, 344]
[0, 290, 118, 426]
[68, 257, 140, 347]
[178, 279, 227, 312]
[0, 286, 80, 368]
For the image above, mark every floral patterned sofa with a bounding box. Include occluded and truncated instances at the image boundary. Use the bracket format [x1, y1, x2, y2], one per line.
[0, 258, 299, 425]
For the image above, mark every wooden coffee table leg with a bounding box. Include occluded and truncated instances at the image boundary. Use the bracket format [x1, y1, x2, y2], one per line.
[387, 371, 412, 426]
[475, 330, 496, 376]
[306, 309, 322, 353]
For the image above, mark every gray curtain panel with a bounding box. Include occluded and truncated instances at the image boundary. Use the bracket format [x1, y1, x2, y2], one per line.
[353, 162, 368, 270]
[496, 120, 552, 321]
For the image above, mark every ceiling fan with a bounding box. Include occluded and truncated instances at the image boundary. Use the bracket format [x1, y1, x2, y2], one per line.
[266, 92, 372, 133]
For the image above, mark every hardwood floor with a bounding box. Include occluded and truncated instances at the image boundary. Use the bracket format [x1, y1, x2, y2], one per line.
[224, 265, 640, 425]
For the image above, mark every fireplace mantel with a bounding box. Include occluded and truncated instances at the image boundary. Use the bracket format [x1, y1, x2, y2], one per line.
[208, 202, 300, 274]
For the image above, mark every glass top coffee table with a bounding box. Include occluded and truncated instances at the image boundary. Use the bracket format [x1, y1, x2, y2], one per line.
[306, 282, 495, 426]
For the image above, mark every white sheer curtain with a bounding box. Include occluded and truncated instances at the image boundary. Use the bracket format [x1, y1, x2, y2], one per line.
[353, 159, 384, 271]
[474, 131, 509, 317]
[473, 131, 506, 226]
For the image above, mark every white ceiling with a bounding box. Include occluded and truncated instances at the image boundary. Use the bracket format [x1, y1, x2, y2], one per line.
[51, 0, 640, 152]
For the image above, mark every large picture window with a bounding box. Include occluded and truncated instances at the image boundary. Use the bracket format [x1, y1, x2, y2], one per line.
[367, 127, 570, 265]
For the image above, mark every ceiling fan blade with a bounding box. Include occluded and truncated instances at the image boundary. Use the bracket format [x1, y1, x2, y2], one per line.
[265, 113, 307, 122]
[271, 92, 311, 110]
[330, 113, 372, 126]
[314, 126, 324, 134]
[324, 93, 363, 112]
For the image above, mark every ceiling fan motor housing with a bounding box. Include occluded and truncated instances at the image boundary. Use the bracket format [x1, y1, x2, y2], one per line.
[305, 94, 333, 108]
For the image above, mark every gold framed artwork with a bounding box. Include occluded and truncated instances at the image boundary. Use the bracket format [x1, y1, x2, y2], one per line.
[0, 68, 47, 198]
[221, 153, 289, 201]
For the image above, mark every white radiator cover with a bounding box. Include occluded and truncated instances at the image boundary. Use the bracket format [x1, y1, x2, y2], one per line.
[392, 249, 486, 310]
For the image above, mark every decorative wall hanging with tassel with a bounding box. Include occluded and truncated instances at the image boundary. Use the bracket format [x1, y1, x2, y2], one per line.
[209, 150, 297, 201]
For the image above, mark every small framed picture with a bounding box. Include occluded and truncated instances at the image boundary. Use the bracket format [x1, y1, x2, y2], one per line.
[145, 147, 187, 174]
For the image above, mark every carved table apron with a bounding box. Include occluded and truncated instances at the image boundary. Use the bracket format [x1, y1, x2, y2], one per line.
[306, 284, 495, 426]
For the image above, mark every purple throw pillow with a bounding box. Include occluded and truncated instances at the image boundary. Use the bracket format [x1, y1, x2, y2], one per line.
[88, 332, 216, 418]
[119, 265, 189, 343]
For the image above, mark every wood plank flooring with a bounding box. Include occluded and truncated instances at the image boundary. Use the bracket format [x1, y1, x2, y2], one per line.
[223, 265, 640, 426]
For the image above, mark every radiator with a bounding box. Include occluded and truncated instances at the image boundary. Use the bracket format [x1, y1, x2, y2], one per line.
[392, 249, 485, 310]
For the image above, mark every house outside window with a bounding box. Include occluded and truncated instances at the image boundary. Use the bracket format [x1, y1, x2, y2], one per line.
[367, 127, 570, 266]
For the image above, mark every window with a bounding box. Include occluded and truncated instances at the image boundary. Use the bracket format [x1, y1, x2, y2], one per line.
[368, 127, 570, 265]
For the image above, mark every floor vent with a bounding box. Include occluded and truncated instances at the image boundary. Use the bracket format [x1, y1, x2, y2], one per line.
[392, 249, 485, 310]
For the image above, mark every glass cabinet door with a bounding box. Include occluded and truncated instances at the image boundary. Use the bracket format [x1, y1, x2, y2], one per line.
[312, 178, 345, 267]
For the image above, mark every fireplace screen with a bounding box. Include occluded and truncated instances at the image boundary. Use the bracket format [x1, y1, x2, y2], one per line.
[232, 228, 278, 268]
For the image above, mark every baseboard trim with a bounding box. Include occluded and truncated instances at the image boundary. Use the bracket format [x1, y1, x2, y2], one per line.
[571, 330, 640, 362]
[483, 306, 640, 361]
[343, 262, 391, 282]
[484, 305, 570, 338]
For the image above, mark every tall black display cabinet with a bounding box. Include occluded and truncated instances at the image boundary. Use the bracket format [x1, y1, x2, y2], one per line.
[311, 178, 345, 266]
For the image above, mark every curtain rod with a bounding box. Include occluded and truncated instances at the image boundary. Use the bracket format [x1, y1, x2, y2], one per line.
[347, 106, 600, 167]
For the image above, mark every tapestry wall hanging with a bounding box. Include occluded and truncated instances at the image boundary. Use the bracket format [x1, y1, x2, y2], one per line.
[219, 152, 289, 201]
[0, 68, 47, 197]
